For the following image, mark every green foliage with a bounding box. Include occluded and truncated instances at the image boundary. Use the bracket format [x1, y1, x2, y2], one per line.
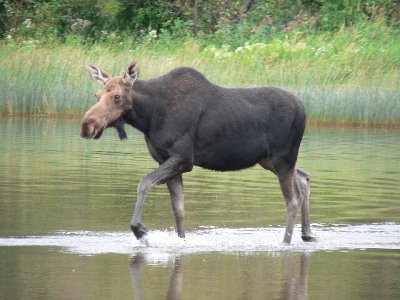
[299, 0, 399, 29]
[114, 1, 178, 32]
[0, 0, 398, 41]
[0, 0, 102, 40]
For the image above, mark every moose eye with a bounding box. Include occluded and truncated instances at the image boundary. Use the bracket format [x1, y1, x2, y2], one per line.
[114, 95, 121, 103]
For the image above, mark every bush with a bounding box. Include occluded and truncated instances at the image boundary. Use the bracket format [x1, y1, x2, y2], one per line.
[0, 0, 398, 42]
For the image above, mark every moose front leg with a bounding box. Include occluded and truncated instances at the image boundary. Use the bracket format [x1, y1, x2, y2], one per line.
[130, 157, 191, 240]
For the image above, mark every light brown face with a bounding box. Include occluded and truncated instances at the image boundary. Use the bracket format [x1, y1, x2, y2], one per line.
[81, 77, 131, 139]
[80, 62, 140, 139]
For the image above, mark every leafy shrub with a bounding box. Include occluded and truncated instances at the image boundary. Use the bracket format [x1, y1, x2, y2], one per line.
[1, 0, 398, 41]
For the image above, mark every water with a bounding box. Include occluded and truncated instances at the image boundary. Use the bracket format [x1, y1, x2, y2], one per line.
[0, 117, 399, 299]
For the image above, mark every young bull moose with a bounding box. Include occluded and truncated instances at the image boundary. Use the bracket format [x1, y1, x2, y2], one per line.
[81, 61, 316, 244]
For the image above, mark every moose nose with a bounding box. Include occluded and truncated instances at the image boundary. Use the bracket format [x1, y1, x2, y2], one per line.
[80, 118, 98, 139]
[80, 120, 92, 139]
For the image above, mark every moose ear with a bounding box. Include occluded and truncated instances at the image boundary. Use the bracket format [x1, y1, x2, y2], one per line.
[86, 64, 110, 85]
[123, 61, 140, 86]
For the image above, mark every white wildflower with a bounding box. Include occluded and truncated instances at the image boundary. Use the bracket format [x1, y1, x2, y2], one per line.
[148, 30, 157, 39]
[23, 18, 32, 28]
[315, 47, 327, 55]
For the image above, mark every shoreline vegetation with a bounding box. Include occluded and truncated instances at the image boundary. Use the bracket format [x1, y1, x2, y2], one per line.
[2, 114, 399, 129]
[0, 1, 399, 126]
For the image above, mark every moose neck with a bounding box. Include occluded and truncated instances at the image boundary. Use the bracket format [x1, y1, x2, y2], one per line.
[123, 80, 163, 136]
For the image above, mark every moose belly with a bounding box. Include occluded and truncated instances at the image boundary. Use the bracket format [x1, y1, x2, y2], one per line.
[194, 135, 269, 171]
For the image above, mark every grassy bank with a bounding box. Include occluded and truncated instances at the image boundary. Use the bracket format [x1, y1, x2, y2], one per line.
[0, 21, 399, 126]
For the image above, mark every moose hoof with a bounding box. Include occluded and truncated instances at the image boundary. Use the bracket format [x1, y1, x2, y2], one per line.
[131, 223, 148, 240]
[302, 233, 317, 242]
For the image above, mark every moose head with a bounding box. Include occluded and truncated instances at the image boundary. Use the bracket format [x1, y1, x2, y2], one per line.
[80, 62, 140, 140]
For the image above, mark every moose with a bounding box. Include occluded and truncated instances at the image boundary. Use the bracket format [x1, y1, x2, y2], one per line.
[81, 61, 316, 244]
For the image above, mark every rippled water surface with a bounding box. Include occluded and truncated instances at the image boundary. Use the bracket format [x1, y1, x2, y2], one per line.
[0, 117, 399, 300]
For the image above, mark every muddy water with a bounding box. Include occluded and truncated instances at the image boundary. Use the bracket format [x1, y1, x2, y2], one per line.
[0, 117, 399, 299]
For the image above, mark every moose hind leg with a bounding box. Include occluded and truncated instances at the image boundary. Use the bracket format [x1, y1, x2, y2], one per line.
[296, 169, 316, 242]
[167, 175, 185, 238]
[278, 169, 301, 244]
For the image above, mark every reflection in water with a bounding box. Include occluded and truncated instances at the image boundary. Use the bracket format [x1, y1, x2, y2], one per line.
[131, 254, 184, 300]
[130, 253, 309, 300]
[166, 258, 184, 300]
[130, 255, 145, 300]
[279, 253, 309, 300]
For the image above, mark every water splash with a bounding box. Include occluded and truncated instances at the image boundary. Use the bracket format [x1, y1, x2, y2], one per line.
[1, 223, 399, 261]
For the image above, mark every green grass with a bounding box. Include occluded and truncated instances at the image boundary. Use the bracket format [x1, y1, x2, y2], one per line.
[0, 20, 399, 125]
